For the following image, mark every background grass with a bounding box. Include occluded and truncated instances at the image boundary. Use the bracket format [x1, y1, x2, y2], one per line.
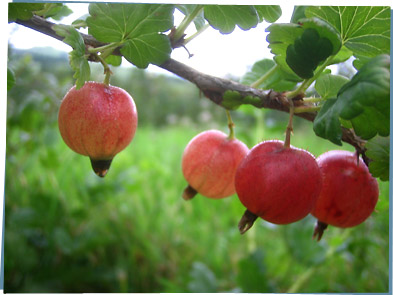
[4, 47, 390, 293]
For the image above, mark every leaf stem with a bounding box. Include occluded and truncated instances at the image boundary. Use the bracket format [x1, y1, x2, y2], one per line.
[88, 42, 122, 55]
[226, 110, 235, 140]
[250, 64, 279, 89]
[287, 55, 336, 99]
[173, 5, 204, 42]
[183, 24, 210, 45]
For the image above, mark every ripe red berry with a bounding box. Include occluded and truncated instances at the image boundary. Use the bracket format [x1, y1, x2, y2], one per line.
[181, 130, 249, 200]
[58, 82, 138, 177]
[235, 140, 322, 232]
[311, 150, 379, 240]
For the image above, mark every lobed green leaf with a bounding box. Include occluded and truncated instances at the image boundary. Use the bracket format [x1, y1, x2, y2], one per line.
[315, 74, 349, 99]
[306, 6, 390, 58]
[313, 99, 342, 145]
[8, 3, 45, 21]
[204, 5, 259, 34]
[254, 6, 282, 23]
[34, 3, 73, 20]
[87, 3, 174, 68]
[335, 54, 390, 139]
[53, 24, 90, 89]
[313, 54, 390, 145]
[286, 28, 334, 79]
[266, 23, 303, 76]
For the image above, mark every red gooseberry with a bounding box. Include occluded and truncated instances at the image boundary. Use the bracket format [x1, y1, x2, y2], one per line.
[312, 150, 379, 240]
[58, 82, 138, 177]
[181, 130, 249, 200]
[235, 140, 322, 233]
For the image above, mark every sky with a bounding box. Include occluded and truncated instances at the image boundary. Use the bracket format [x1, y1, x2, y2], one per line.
[7, 3, 294, 78]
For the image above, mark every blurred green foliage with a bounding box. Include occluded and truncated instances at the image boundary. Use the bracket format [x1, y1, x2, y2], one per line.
[4, 46, 389, 293]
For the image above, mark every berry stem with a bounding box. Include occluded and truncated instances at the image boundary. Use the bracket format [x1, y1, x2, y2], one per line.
[182, 184, 198, 200]
[283, 98, 294, 148]
[226, 110, 235, 140]
[238, 209, 259, 234]
[95, 53, 112, 86]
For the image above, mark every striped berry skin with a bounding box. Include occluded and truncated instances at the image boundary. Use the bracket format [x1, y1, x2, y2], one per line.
[58, 82, 138, 177]
[181, 130, 249, 199]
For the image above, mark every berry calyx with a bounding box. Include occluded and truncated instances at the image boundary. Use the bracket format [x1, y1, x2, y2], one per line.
[181, 130, 249, 200]
[58, 82, 138, 177]
[235, 140, 322, 233]
[311, 150, 379, 241]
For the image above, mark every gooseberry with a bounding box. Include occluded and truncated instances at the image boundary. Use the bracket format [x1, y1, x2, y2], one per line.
[312, 150, 379, 240]
[58, 82, 138, 177]
[235, 140, 322, 233]
[181, 130, 249, 200]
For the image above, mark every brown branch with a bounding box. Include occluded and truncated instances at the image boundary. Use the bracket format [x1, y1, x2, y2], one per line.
[12, 15, 368, 160]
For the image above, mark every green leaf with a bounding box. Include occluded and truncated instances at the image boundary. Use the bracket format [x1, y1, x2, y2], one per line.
[266, 23, 304, 76]
[286, 28, 334, 78]
[313, 99, 342, 145]
[315, 74, 349, 99]
[329, 46, 353, 65]
[267, 17, 341, 79]
[34, 3, 72, 20]
[8, 3, 45, 21]
[306, 6, 390, 57]
[300, 17, 342, 55]
[71, 15, 88, 29]
[204, 5, 259, 34]
[290, 6, 307, 23]
[335, 54, 390, 139]
[87, 3, 174, 68]
[105, 55, 122, 67]
[7, 68, 15, 91]
[365, 136, 390, 181]
[241, 59, 298, 91]
[53, 24, 90, 89]
[254, 6, 282, 23]
[121, 34, 172, 68]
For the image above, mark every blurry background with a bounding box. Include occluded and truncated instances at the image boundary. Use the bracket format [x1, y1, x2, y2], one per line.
[5, 3, 390, 293]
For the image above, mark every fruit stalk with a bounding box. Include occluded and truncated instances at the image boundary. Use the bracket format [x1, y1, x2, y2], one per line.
[225, 110, 235, 140]
[284, 97, 295, 148]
